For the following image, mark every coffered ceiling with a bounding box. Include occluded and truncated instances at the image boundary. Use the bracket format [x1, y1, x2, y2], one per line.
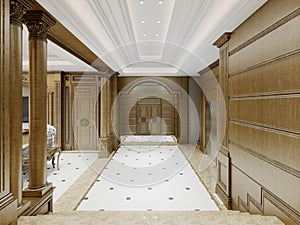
[36, 0, 268, 76]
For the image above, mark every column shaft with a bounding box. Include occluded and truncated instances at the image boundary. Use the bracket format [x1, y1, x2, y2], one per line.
[100, 77, 107, 139]
[28, 38, 47, 189]
[9, 21, 23, 205]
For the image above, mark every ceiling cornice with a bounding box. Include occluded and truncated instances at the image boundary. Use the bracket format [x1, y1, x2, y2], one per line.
[30, 1, 113, 72]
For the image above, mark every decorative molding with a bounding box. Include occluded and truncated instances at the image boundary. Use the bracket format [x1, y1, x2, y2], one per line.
[230, 141, 300, 179]
[234, 165, 300, 224]
[216, 184, 232, 209]
[213, 32, 231, 48]
[229, 48, 300, 77]
[229, 89, 300, 100]
[230, 119, 300, 138]
[230, 7, 300, 56]
[198, 59, 219, 76]
[219, 145, 229, 156]
[23, 10, 56, 41]
[10, 0, 34, 27]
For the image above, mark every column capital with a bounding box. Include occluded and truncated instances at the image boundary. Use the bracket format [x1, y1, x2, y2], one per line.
[10, 0, 34, 27]
[213, 32, 231, 48]
[23, 10, 55, 41]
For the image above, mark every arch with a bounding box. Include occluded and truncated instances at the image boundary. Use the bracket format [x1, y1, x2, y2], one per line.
[119, 77, 180, 96]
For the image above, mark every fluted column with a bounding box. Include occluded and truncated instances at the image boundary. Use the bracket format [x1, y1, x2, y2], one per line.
[9, 0, 34, 208]
[23, 10, 55, 189]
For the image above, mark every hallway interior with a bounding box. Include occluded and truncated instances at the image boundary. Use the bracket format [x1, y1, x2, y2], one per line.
[18, 137, 283, 224]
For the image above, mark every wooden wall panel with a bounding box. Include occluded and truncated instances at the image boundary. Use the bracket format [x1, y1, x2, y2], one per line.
[229, 122, 300, 171]
[229, 0, 300, 52]
[222, 0, 300, 223]
[229, 97, 300, 132]
[229, 53, 300, 96]
[229, 15, 300, 75]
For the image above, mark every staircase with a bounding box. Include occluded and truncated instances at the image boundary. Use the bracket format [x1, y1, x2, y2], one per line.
[18, 210, 284, 225]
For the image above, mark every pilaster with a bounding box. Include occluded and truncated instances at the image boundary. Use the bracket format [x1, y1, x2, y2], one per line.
[213, 32, 232, 209]
[9, 0, 34, 212]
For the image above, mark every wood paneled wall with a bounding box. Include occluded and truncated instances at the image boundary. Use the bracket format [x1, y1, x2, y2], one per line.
[215, 1, 300, 224]
[199, 61, 219, 153]
[0, 0, 17, 224]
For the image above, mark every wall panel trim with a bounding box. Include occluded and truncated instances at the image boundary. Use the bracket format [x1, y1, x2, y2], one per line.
[230, 119, 300, 138]
[230, 90, 300, 100]
[233, 165, 300, 224]
[229, 48, 300, 77]
[230, 141, 300, 179]
[229, 7, 300, 56]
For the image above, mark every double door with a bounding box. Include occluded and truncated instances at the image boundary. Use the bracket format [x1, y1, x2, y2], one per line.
[137, 98, 162, 135]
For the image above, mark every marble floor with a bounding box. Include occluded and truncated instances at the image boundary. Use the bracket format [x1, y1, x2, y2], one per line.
[77, 136, 218, 211]
[23, 151, 98, 202]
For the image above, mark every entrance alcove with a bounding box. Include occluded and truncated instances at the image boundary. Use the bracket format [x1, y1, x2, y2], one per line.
[118, 77, 188, 143]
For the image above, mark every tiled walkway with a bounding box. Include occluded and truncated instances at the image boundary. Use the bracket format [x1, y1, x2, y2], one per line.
[77, 136, 218, 211]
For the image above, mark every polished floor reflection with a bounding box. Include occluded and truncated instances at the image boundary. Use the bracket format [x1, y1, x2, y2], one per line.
[77, 136, 218, 211]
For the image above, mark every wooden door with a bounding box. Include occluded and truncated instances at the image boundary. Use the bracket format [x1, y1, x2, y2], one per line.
[72, 84, 98, 150]
[137, 98, 162, 135]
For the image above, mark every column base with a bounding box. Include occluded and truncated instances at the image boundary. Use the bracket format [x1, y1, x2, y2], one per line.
[98, 135, 114, 158]
[0, 193, 17, 225]
[22, 183, 54, 215]
[17, 200, 31, 217]
[215, 183, 232, 209]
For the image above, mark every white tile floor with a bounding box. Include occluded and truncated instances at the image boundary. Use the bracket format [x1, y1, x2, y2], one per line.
[23, 152, 98, 202]
[122, 135, 176, 143]
[77, 137, 218, 211]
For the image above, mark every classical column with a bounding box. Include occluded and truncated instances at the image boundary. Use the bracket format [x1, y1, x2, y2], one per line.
[23, 10, 55, 190]
[9, 0, 33, 209]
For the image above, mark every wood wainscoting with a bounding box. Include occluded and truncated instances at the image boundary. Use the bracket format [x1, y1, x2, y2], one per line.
[214, 1, 300, 224]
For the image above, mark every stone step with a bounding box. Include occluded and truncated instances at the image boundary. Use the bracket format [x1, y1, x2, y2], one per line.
[18, 211, 284, 225]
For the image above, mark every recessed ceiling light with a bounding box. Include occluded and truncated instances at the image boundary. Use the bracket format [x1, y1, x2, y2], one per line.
[158, 1, 163, 4]
[156, 20, 161, 24]
[141, 20, 145, 24]
[142, 33, 146, 37]
[155, 33, 159, 37]
[140, 1, 144, 4]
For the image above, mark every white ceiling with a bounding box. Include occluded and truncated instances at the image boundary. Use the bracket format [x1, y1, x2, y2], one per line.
[36, 0, 268, 76]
